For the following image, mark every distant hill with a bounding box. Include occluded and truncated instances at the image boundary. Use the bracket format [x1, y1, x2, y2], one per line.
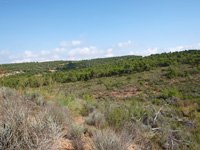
[0, 55, 141, 74]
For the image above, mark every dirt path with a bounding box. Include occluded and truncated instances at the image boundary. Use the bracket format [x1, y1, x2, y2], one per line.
[74, 116, 85, 125]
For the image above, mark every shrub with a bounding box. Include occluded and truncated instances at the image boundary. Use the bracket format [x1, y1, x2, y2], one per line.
[59, 95, 75, 107]
[24, 90, 47, 106]
[69, 124, 85, 150]
[104, 104, 129, 129]
[166, 66, 177, 79]
[127, 76, 131, 80]
[43, 104, 70, 127]
[97, 78, 104, 84]
[161, 89, 180, 99]
[85, 111, 106, 127]
[0, 88, 69, 150]
[80, 95, 97, 116]
[70, 124, 85, 139]
[168, 89, 180, 98]
[122, 122, 152, 150]
[92, 129, 131, 150]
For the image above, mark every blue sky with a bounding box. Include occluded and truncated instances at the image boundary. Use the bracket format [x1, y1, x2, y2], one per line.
[0, 0, 200, 64]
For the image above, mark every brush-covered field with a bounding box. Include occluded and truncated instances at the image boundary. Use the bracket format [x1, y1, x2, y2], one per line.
[0, 50, 200, 150]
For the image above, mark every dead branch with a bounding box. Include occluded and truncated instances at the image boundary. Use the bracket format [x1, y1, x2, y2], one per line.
[153, 104, 167, 125]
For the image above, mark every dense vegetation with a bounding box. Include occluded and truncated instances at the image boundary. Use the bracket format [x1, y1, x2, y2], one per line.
[1, 61, 69, 74]
[58, 55, 141, 71]
[1, 55, 140, 74]
[0, 50, 200, 150]
[2, 50, 200, 89]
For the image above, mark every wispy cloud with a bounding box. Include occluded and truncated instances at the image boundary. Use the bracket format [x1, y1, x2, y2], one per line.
[167, 43, 200, 52]
[59, 40, 83, 47]
[133, 47, 159, 56]
[105, 48, 114, 57]
[132, 43, 200, 57]
[117, 40, 139, 49]
[68, 46, 104, 60]
[1, 41, 200, 64]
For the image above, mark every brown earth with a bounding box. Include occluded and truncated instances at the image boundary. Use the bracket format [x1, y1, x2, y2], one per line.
[93, 86, 143, 99]
[58, 116, 93, 150]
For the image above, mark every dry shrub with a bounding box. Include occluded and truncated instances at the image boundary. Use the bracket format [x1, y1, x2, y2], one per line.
[123, 121, 189, 150]
[85, 111, 106, 127]
[0, 88, 70, 150]
[122, 122, 152, 150]
[69, 124, 85, 150]
[92, 128, 132, 150]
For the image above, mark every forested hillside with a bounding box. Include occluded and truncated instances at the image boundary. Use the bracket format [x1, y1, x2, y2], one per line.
[58, 55, 142, 71]
[2, 50, 200, 89]
[1, 55, 140, 74]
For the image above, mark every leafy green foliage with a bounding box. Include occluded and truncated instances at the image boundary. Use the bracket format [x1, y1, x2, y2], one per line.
[166, 66, 177, 78]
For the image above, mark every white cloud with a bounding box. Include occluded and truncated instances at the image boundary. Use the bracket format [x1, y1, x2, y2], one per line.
[54, 48, 66, 53]
[116, 40, 139, 49]
[72, 40, 82, 46]
[105, 53, 114, 57]
[132, 43, 200, 57]
[167, 43, 200, 52]
[129, 51, 134, 55]
[68, 46, 104, 59]
[1, 40, 200, 64]
[59, 40, 83, 47]
[41, 50, 50, 55]
[133, 47, 159, 56]
[24, 50, 37, 58]
[117, 40, 132, 48]
[105, 48, 114, 57]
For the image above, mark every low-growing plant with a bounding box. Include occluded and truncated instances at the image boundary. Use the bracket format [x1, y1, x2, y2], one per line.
[97, 78, 104, 84]
[69, 124, 85, 150]
[85, 111, 106, 128]
[0, 88, 65, 150]
[59, 96, 73, 106]
[80, 94, 97, 116]
[161, 89, 180, 99]
[92, 129, 131, 150]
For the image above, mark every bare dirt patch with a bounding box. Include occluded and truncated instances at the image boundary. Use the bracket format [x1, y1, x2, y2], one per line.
[58, 116, 93, 150]
[93, 86, 143, 99]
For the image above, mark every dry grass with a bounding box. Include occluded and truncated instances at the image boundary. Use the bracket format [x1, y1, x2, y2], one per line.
[69, 124, 85, 150]
[91, 128, 132, 150]
[0, 88, 70, 150]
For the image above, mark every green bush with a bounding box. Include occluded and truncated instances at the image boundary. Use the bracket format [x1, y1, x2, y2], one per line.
[105, 105, 129, 129]
[80, 94, 97, 116]
[161, 89, 180, 99]
[97, 78, 104, 84]
[166, 66, 177, 79]
[59, 95, 75, 106]
[168, 89, 180, 97]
